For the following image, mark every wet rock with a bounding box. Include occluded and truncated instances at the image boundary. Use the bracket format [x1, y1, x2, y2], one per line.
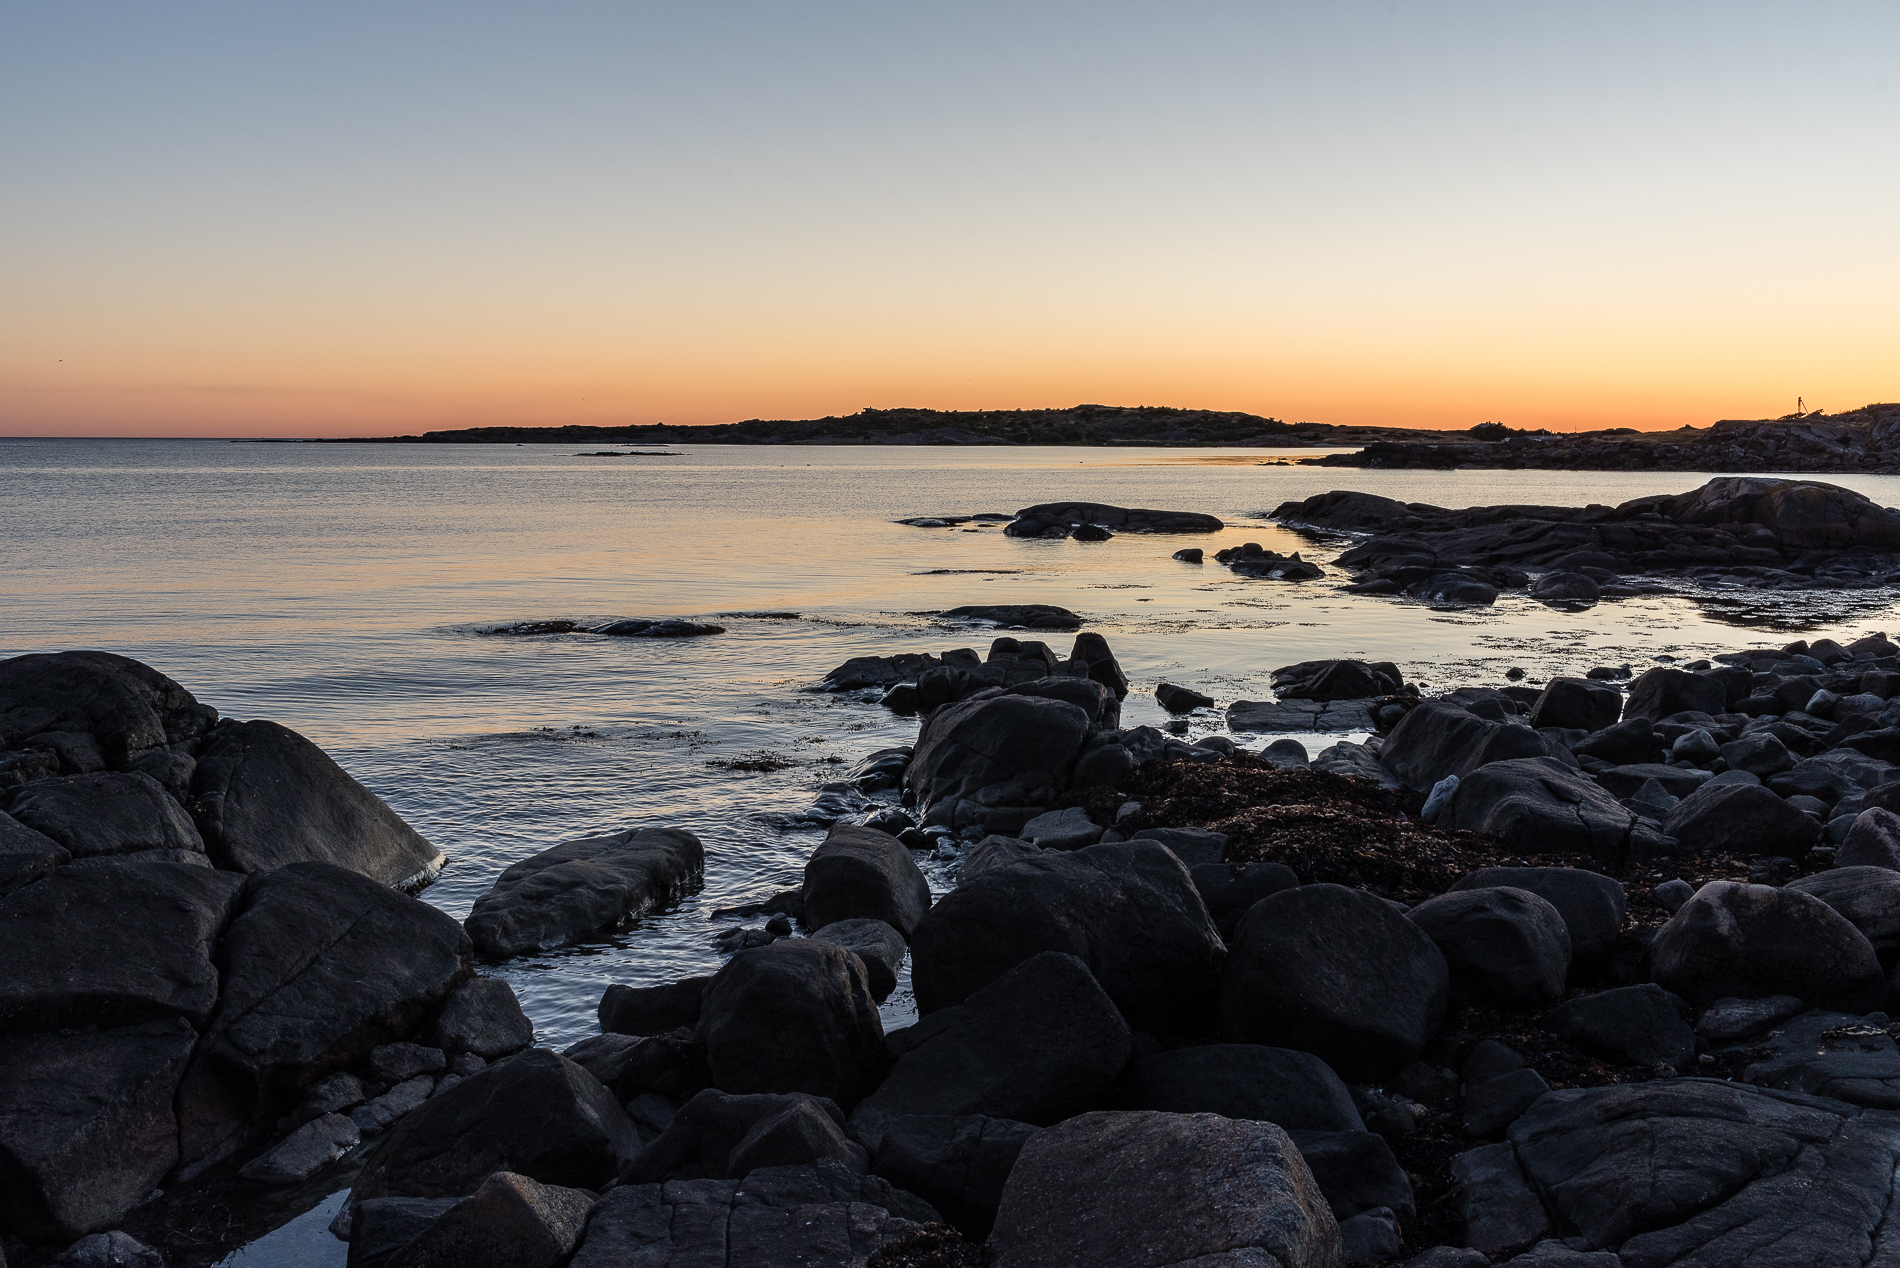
[852, 953, 1130, 1144]
[1155, 683, 1215, 713]
[1220, 883, 1450, 1081]
[697, 940, 885, 1107]
[52, 1232, 164, 1268]
[293, 1071, 366, 1123]
[1227, 697, 1379, 732]
[1114, 1043, 1364, 1133]
[239, 1111, 361, 1185]
[593, 618, 724, 637]
[596, 976, 711, 1037]
[1010, 501, 1224, 534]
[870, 1114, 1038, 1240]
[1413, 573, 1499, 605]
[1407, 886, 1572, 1007]
[463, 825, 704, 958]
[0, 651, 212, 769]
[1272, 658, 1405, 701]
[1530, 572, 1602, 604]
[909, 840, 1224, 1036]
[939, 604, 1082, 630]
[352, 1048, 636, 1200]
[1649, 880, 1886, 1010]
[191, 719, 445, 888]
[1838, 807, 1900, 870]
[0, 1018, 197, 1242]
[1623, 667, 1728, 722]
[1172, 547, 1204, 562]
[1527, 678, 1621, 733]
[800, 824, 931, 937]
[1695, 994, 1806, 1042]
[1448, 866, 1626, 975]
[988, 1111, 1340, 1268]
[429, 977, 534, 1060]
[350, 1075, 435, 1135]
[8, 771, 203, 860]
[904, 694, 1093, 833]
[622, 1088, 865, 1183]
[808, 918, 907, 1001]
[383, 1169, 596, 1268]
[1546, 984, 1696, 1067]
[1446, 757, 1640, 864]
[1016, 805, 1104, 850]
[1662, 781, 1821, 857]
[1262, 737, 1311, 768]
[956, 834, 1039, 885]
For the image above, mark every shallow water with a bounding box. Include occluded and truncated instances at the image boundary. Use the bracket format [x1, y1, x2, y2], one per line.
[7, 438, 1900, 1052]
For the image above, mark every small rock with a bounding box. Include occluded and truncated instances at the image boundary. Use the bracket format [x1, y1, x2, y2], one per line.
[238, 1113, 360, 1185]
[370, 1042, 448, 1083]
[1694, 994, 1805, 1042]
[1546, 984, 1696, 1067]
[1155, 683, 1215, 713]
[350, 1076, 436, 1135]
[1462, 1067, 1551, 1137]
[54, 1232, 164, 1268]
[1449, 1140, 1549, 1253]
[1340, 1207, 1403, 1265]
[431, 978, 535, 1060]
[1652, 878, 1695, 912]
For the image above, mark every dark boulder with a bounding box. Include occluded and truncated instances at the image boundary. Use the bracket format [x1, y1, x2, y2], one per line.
[1067, 632, 1129, 699]
[1004, 677, 1118, 731]
[1623, 667, 1728, 722]
[808, 918, 907, 1001]
[593, 618, 723, 638]
[8, 771, 203, 860]
[956, 834, 1039, 885]
[1009, 502, 1224, 534]
[1720, 732, 1797, 777]
[1155, 683, 1215, 713]
[870, 1114, 1038, 1239]
[621, 1088, 865, 1183]
[1446, 758, 1639, 864]
[0, 651, 212, 769]
[1545, 984, 1695, 1067]
[1448, 866, 1626, 975]
[1412, 573, 1499, 604]
[1220, 883, 1450, 1081]
[1784, 867, 1900, 960]
[1530, 572, 1602, 604]
[1838, 807, 1900, 870]
[696, 940, 885, 1107]
[1528, 678, 1622, 733]
[1271, 659, 1403, 701]
[1289, 1130, 1415, 1224]
[1573, 718, 1663, 767]
[352, 1048, 637, 1200]
[1191, 860, 1301, 939]
[429, 978, 534, 1060]
[1662, 781, 1820, 857]
[597, 975, 711, 1037]
[939, 604, 1082, 630]
[851, 952, 1130, 1143]
[903, 694, 1093, 833]
[191, 719, 445, 888]
[908, 840, 1224, 1036]
[800, 825, 931, 937]
[1406, 886, 1572, 1007]
[988, 1111, 1340, 1268]
[1378, 701, 1553, 792]
[1649, 880, 1886, 1010]
[382, 1170, 596, 1268]
[1114, 1044, 1364, 1133]
[463, 825, 703, 958]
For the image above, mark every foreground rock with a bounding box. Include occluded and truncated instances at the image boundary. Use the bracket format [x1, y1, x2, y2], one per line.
[988, 1111, 1340, 1268]
[697, 940, 886, 1107]
[903, 694, 1094, 833]
[800, 824, 931, 936]
[463, 825, 704, 957]
[870, 1114, 1038, 1239]
[1648, 880, 1886, 1010]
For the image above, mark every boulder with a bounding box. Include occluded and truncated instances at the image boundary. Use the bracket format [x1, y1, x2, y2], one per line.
[904, 694, 1093, 833]
[1067, 632, 1129, 699]
[1114, 1044, 1364, 1133]
[1573, 718, 1663, 767]
[1545, 984, 1696, 1068]
[1406, 887, 1572, 1007]
[191, 718, 445, 888]
[1447, 867, 1626, 974]
[0, 1018, 198, 1241]
[463, 825, 703, 958]
[0, 651, 212, 769]
[1594, 762, 1709, 799]
[852, 953, 1130, 1143]
[1622, 667, 1728, 722]
[1450, 1140, 1549, 1254]
[1661, 782, 1820, 857]
[239, 1111, 361, 1185]
[696, 940, 885, 1107]
[0, 860, 244, 1032]
[7, 771, 203, 860]
[352, 1048, 637, 1199]
[957, 835, 1039, 885]
[384, 1170, 596, 1268]
[1527, 679, 1621, 733]
[1446, 758, 1639, 864]
[596, 975, 711, 1037]
[1009, 502, 1224, 534]
[621, 1088, 865, 1183]
[1155, 683, 1215, 713]
[1839, 807, 1900, 870]
[429, 978, 534, 1060]
[1413, 573, 1499, 604]
[939, 604, 1082, 630]
[1530, 572, 1602, 604]
[1192, 860, 1301, 938]
[178, 861, 472, 1169]
[1720, 732, 1796, 777]
[1290, 1130, 1415, 1224]
[908, 840, 1224, 1036]
[808, 918, 907, 1001]
[800, 825, 931, 937]
[1784, 867, 1900, 960]
[1005, 677, 1118, 731]
[1220, 883, 1450, 1081]
[1378, 701, 1553, 792]
[870, 1114, 1039, 1239]
[1271, 659, 1403, 701]
[1649, 880, 1886, 1010]
[1228, 698, 1377, 733]
[1016, 806, 1104, 850]
[988, 1111, 1340, 1268]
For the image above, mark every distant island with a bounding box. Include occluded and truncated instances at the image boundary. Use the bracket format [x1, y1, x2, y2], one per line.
[321, 401, 1900, 473]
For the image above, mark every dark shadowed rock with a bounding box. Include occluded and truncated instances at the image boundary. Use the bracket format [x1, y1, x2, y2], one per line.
[1289, 1130, 1415, 1223]
[1011, 502, 1224, 534]
[1649, 880, 1886, 1010]
[1784, 867, 1900, 960]
[1448, 866, 1626, 974]
[903, 694, 1093, 833]
[1447, 758, 1638, 864]
[1115, 1044, 1364, 1133]
[1220, 883, 1450, 1081]
[8, 771, 203, 859]
[852, 953, 1130, 1144]
[1271, 658, 1403, 702]
[1067, 632, 1129, 699]
[1838, 807, 1900, 870]
[808, 918, 907, 1001]
[1623, 667, 1728, 722]
[430, 977, 534, 1060]
[1407, 887, 1572, 1007]
[870, 1114, 1038, 1239]
[178, 861, 472, 1170]
[352, 1048, 637, 1200]
[1528, 679, 1622, 733]
[908, 840, 1224, 1036]
[1573, 718, 1663, 767]
[988, 1111, 1340, 1268]
[621, 1088, 865, 1183]
[1530, 572, 1602, 604]
[0, 1017, 197, 1241]
[463, 825, 703, 957]
[1546, 984, 1696, 1068]
[0, 651, 211, 769]
[1378, 701, 1554, 792]
[597, 975, 712, 1037]
[697, 940, 885, 1107]
[1721, 732, 1797, 777]
[1156, 683, 1215, 713]
[384, 1170, 596, 1268]
[939, 604, 1082, 630]
[1662, 781, 1820, 857]
[800, 825, 931, 937]
[191, 719, 445, 888]
[957, 835, 1039, 885]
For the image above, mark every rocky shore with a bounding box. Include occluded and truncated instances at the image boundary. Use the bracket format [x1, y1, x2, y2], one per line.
[18, 624, 1900, 1266]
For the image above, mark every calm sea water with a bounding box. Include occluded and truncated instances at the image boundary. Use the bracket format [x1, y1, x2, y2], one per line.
[8, 438, 1900, 1055]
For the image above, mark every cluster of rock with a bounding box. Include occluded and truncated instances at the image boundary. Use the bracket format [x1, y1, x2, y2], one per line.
[482, 617, 726, 638]
[1273, 476, 1900, 600]
[0, 652, 544, 1256]
[1213, 541, 1327, 581]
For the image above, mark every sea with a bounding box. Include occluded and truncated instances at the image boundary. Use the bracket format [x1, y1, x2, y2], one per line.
[9, 438, 1900, 1263]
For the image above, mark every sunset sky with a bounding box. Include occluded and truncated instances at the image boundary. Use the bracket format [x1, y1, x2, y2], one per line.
[4, 2, 1894, 438]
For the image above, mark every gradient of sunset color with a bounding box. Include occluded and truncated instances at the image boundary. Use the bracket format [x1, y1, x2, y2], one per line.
[4, 2, 1895, 438]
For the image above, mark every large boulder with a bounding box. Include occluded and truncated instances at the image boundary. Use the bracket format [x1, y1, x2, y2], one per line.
[1649, 880, 1886, 1010]
[463, 825, 703, 957]
[1378, 701, 1553, 792]
[352, 1048, 637, 1200]
[988, 1111, 1340, 1268]
[1067, 631, 1129, 699]
[1622, 667, 1728, 722]
[429, 977, 535, 1060]
[1113, 1044, 1364, 1133]
[383, 1170, 596, 1268]
[620, 1088, 865, 1184]
[0, 860, 244, 1032]
[191, 719, 445, 889]
[7, 771, 203, 860]
[1670, 475, 1900, 549]
[1220, 883, 1450, 1081]
[1271, 658, 1403, 701]
[1785, 867, 1900, 960]
[908, 840, 1224, 1036]
[852, 952, 1130, 1143]
[1406, 886, 1572, 1007]
[1662, 782, 1821, 857]
[807, 918, 907, 1002]
[870, 1114, 1039, 1239]
[1528, 678, 1622, 733]
[597, 975, 711, 1037]
[902, 695, 1093, 833]
[1447, 866, 1626, 974]
[1545, 984, 1696, 1068]
[800, 825, 931, 937]
[1009, 502, 1225, 534]
[1446, 758, 1638, 864]
[0, 651, 214, 769]
[696, 940, 885, 1108]
[178, 861, 472, 1169]
[0, 1018, 198, 1242]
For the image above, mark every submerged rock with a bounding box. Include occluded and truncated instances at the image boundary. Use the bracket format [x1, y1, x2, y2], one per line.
[463, 825, 704, 957]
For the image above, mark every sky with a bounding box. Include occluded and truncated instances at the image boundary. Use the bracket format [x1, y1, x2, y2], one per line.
[2, 2, 1895, 438]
